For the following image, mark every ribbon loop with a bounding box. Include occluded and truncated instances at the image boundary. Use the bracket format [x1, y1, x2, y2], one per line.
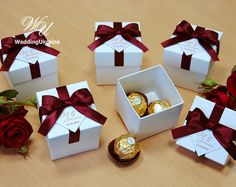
[172, 106, 236, 160]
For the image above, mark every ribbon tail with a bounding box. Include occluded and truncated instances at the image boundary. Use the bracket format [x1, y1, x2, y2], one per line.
[122, 34, 148, 52]
[225, 143, 236, 160]
[38, 108, 64, 136]
[69, 129, 80, 144]
[199, 40, 219, 61]
[0, 48, 22, 71]
[88, 35, 116, 51]
[172, 125, 204, 139]
[32, 45, 60, 56]
[74, 106, 107, 125]
[161, 36, 189, 48]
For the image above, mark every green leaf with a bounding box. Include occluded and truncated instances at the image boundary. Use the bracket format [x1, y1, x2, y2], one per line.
[0, 96, 8, 105]
[201, 79, 218, 88]
[30, 96, 37, 107]
[231, 65, 236, 74]
[16, 145, 28, 154]
[0, 89, 18, 99]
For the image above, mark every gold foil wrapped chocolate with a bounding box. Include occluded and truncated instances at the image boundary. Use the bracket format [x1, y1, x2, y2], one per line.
[147, 100, 170, 114]
[127, 92, 148, 117]
[108, 134, 140, 165]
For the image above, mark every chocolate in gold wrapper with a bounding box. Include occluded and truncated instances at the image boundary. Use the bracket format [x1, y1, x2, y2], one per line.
[114, 134, 140, 160]
[127, 92, 148, 117]
[147, 100, 170, 114]
[108, 134, 140, 165]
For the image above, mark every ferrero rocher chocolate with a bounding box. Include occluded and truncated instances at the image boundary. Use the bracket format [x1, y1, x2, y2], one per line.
[147, 100, 170, 114]
[108, 134, 140, 165]
[127, 92, 148, 117]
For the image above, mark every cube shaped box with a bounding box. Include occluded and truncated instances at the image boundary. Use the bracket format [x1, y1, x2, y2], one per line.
[162, 21, 223, 92]
[94, 22, 144, 85]
[36, 81, 105, 160]
[116, 65, 184, 140]
[0, 32, 59, 99]
[175, 96, 236, 166]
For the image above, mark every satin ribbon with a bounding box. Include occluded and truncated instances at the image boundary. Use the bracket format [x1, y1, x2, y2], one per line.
[0, 31, 60, 72]
[172, 106, 236, 160]
[38, 86, 107, 144]
[29, 61, 41, 79]
[161, 20, 220, 70]
[88, 22, 148, 52]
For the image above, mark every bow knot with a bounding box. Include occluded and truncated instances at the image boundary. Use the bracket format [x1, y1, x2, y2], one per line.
[38, 87, 107, 137]
[172, 107, 236, 160]
[161, 20, 220, 61]
[88, 22, 148, 52]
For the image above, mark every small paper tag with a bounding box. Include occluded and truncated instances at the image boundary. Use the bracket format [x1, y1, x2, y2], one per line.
[105, 35, 131, 52]
[190, 130, 222, 156]
[15, 46, 41, 64]
[56, 107, 85, 132]
[178, 38, 203, 56]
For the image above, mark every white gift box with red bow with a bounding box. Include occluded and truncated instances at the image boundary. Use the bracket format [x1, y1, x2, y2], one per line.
[92, 22, 145, 85]
[162, 21, 223, 92]
[175, 96, 236, 165]
[0, 31, 59, 99]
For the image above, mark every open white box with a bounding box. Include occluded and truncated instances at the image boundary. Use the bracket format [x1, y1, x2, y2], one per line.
[176, 96, 236, 166]
[94, 22, 143, 85]
[0, 32, 59, 99]
[116, 65, 184, 140]
[163, 24, 223, 92]
[36, 81, 103, 160]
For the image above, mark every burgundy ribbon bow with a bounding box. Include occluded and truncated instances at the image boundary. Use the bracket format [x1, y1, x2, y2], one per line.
[38, 86, 107, 144]
[88, 22, 148, 52]
[0, 31, 60, 71]
[172, 106, 236, 160]
[161, 20, 220, 61]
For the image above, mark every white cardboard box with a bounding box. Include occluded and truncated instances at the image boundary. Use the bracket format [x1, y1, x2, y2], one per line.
[94, 22, 143, 85]
[36, 81, 104, 160]
[163, 23, 223, 92]
[0, 32, 59, 99]
[176, 96, 236, 165]
[115, 65, 184, 140]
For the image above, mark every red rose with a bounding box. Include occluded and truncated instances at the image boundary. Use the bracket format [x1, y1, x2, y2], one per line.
[0, 107, 33, 148]
[205, 86, 234, 109]
[227, 71, 236, 98]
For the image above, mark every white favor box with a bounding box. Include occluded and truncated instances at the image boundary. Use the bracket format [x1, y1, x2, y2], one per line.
[0, 32, 59, 99]
[36, 81, 103, 160]
[116, 65, 184, 140]
[94, 22, 143, 85]
[176, 96, 236, 165]
[163, 24, 223, 92]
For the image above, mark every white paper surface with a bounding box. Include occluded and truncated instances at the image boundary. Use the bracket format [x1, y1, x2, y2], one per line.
[15, 46, 41, 64]
[178, 38, 203, 56]
[56, 107, 85, 132]
[190, 129, 222, 156]
[105, 35, 131, 52]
